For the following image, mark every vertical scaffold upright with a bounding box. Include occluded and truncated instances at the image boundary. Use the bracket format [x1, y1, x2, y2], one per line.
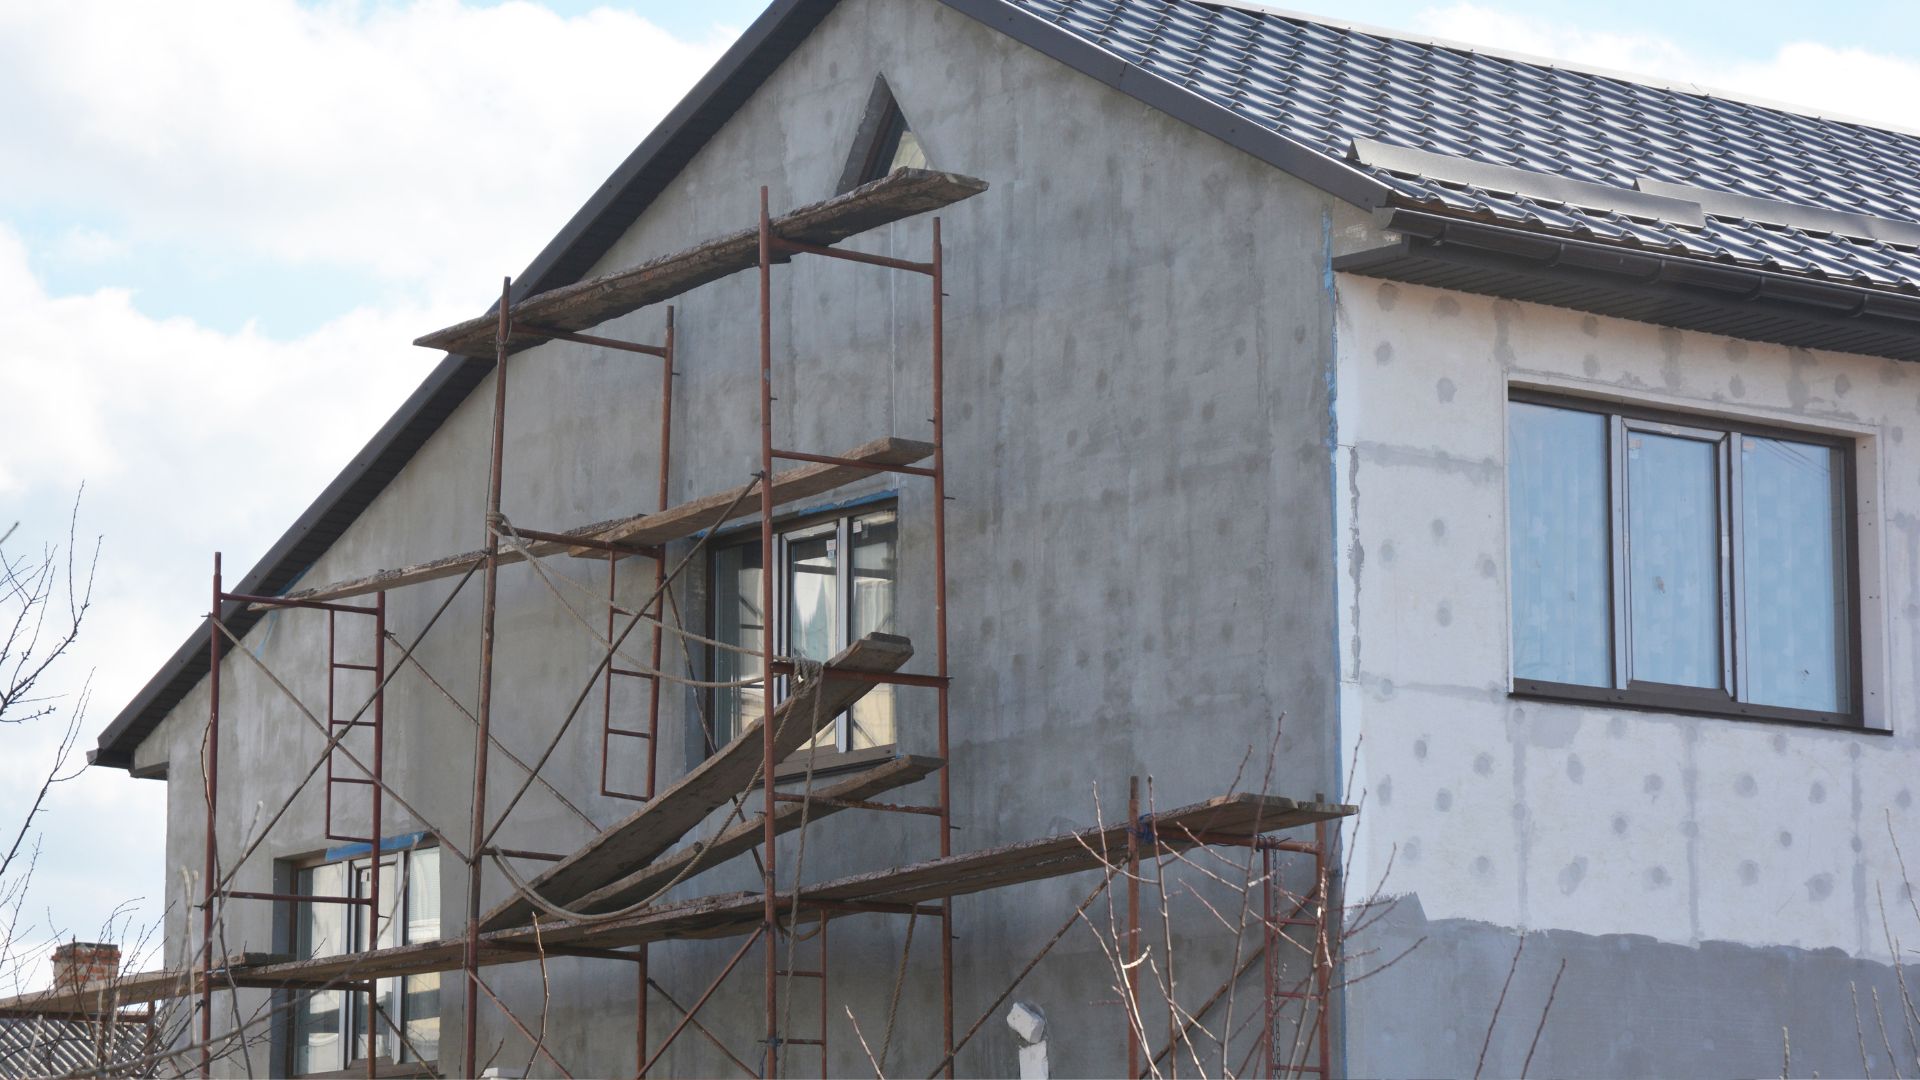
[748, 185, 956, 1077]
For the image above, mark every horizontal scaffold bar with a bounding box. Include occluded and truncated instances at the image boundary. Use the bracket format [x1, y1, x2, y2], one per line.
[0, 792, 1350, 1017]
[415, 168, 988, 358]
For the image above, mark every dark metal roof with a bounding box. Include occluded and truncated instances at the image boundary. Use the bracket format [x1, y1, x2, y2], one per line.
[97, 0, 1920, 769]
[1007, 0, 1920, 295]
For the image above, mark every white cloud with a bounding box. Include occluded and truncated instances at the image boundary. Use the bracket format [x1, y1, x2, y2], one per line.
[1414, 3, 1920, 132]
[0, 0, 732, 292]
[0, 223, 459, 984]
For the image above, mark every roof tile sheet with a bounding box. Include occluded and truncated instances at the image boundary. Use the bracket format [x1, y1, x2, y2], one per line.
[1011, 0, 1920, 293]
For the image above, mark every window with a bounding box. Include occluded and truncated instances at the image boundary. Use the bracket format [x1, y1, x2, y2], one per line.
[711, 507, 898, 752]
[1507, 392, 1858, 725]
[289, 846, 440, 1076]
[838, 75, 927, 193]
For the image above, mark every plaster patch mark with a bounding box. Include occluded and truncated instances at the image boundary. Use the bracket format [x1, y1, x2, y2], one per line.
[1898, 789, 1913, 810]
[1611, 813, 1629, 836]
[1492, 301, 1518, 369]
[1477, 555, 1497, 579]
[1810, 781, 1827, 804]
[1431, 517, 1447, 540]
[1566, 754, 1584, 784]
[1739, 860, 1760, 885]
[1375, 341, 1394, 365]
[1508, 702, 1531, 927]
[1558, 855, 1588, 895]
[1728, 374, 1746, 399]
[1413, 737, 1429, 761]
[1346, 444, 1363, 682]
[1377, 282, 1400, 311]
[1806, 873, 1835, 902]
[1648, 865, 1671, 888]
[1644, 773, 1665, 799]
[1580, 315, 1599, 338]
[1682, 726, 1701, 942]
[1659, 327, 1684, 391]
[1779, 830, 1794, 849]
[1377, 775, 1393, 806]
[1435, 601, 1452, 627]
[1735, 774, 1758, 797]
[1836, 373, 1853, 397]
[1436, 377, 1457, 403]
[1474, 752, 1494, 777]
[1433, 295, 1460, 317]
[1354, 441, 1501, 483]
[1435, 788, 1453, 812]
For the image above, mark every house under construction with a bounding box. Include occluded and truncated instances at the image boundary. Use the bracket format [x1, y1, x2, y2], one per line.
[14, 0, 1920, 1077]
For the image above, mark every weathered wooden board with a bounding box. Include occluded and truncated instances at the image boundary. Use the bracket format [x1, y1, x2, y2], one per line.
[568, 753, 944, 916]
[255, 437, 932, 608]
[415, 169, 989, 358]
[478, 632, 915, 932]
[0, 793, 1351, 1011]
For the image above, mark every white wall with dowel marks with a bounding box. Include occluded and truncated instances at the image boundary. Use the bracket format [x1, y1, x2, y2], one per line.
[1332, 274, 1920, 1075]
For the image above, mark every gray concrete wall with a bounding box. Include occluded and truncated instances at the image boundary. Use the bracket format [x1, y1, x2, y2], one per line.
[135, 0, 1355, 1075]
[1333, 278, 1920, 1077]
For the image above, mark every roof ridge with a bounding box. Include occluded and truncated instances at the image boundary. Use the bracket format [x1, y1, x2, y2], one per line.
[1191, 0, 1920, 142]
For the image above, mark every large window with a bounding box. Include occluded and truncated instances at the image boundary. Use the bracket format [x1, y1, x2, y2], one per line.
[288, 846, 440, 1076]
[711, 506, 898, 753]
[1507, 392, 1858, 726]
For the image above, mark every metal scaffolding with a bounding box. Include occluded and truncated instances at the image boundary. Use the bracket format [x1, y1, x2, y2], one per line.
[0, 169, 1354, 1079]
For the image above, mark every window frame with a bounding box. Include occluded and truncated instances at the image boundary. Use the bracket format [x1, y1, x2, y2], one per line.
[1507, 389, 1864, 729]
[282, 844, 440, 1077]
[708, 500, 900, 758]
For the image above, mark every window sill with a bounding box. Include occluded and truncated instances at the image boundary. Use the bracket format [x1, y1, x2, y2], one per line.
[1510, 680, 1883, 734]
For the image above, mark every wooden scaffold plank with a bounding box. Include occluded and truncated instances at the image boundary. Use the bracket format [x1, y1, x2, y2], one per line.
[415, 168, 989, 358]
[567, 753, 945, 916]
[256, 436, 933, 608]
[0, 793, 1351, 1015]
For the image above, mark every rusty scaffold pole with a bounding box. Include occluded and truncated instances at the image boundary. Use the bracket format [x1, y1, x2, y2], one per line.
[757, 184, 782, 1078]
[462, 276, 514, 1080]
[200, 552, 221, 1077]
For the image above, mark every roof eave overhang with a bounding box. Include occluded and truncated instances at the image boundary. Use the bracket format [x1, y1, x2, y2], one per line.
[1337, 209, 1920, 362]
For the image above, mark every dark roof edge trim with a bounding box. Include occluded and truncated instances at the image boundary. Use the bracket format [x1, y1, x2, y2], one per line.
[1337, 212, 1920, 360]
[936, 0, 1392, 212]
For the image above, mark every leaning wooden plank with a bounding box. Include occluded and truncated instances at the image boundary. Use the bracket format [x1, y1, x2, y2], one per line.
[416, 168, 990, 358]
[255, 436, 933, 608]
[478, 632, 915, 932]
[568, 754, 944, 915]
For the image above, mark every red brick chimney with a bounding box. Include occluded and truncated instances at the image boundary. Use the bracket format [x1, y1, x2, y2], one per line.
[51, 941, 120, 990]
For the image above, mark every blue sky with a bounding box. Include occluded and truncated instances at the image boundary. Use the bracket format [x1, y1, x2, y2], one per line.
[1, 0, 1916, 990]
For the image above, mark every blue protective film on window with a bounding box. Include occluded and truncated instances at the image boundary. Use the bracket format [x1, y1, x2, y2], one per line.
[1740, 437, 1847, 713]
[1508, 403, 1612, 686]
[1628, 431, 1723, 688]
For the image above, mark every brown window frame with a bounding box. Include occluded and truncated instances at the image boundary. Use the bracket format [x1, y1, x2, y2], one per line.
[706, 499, 901, 768]
[1507, 389, 1867, 730]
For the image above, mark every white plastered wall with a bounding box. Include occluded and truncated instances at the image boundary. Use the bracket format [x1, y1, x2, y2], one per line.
[1333, 276, 1919, 957]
